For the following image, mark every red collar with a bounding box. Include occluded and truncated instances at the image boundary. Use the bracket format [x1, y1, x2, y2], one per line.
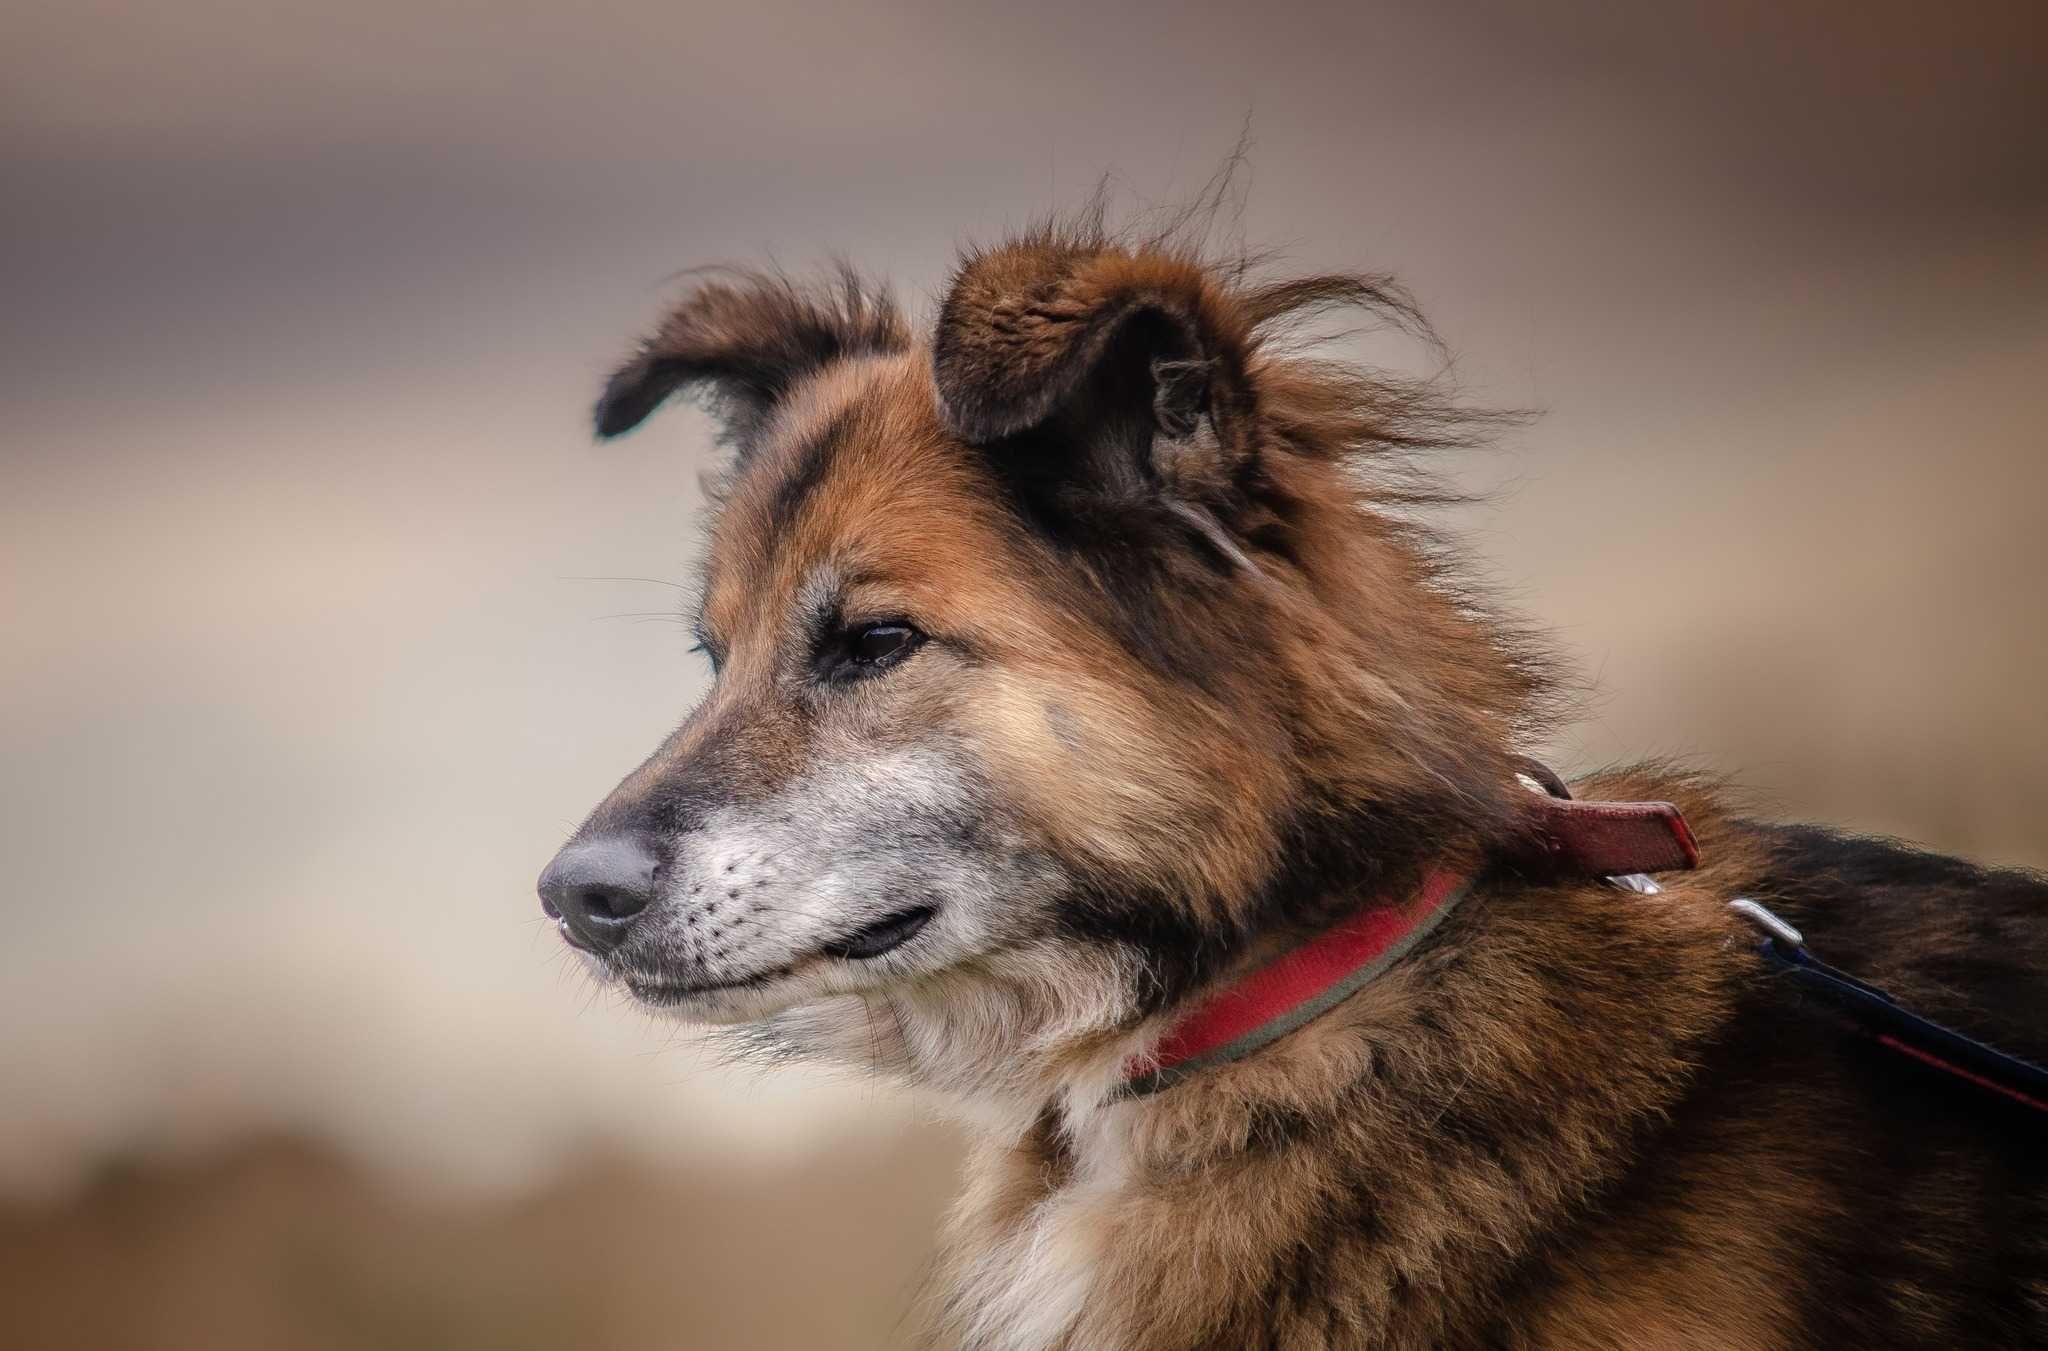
[1121, 867, 1473, 1097]
[1118, 781, 1699, 1098]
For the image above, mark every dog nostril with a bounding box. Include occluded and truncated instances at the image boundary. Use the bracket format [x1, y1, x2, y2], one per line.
[587, 886, 648, 921]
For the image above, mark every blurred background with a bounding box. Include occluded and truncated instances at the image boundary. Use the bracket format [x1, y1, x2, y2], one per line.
[4, 0, 2045, 1345]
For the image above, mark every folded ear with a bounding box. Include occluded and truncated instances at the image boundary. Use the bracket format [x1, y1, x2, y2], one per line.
[594, 269, 908, 447]
[931, 241, 1256, 490]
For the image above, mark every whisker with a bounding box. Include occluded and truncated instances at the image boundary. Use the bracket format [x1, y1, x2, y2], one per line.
[561, 575, 694, 591]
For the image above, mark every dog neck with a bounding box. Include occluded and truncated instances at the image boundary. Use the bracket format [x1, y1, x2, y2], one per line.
[1019, 781, 1697, 1145]
[918, 853, 1747, 1351]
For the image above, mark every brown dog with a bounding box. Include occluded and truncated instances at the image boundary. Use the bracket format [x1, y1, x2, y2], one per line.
[542, 219, 2048, 1349]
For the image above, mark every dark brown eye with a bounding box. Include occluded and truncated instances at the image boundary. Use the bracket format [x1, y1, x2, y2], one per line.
[849, 623, 919, 668]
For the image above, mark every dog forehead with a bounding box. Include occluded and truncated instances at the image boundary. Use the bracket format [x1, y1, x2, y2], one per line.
[702, 351, 1006, 618]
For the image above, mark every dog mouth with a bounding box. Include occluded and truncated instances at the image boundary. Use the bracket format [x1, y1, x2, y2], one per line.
[619, 905, 939, 1008]
[820, 904, 936, 960]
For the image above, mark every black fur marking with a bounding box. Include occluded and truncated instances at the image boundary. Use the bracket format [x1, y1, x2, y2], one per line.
[1243, 789, 1482, 943]
[973, 466, 1259, 694]
[1053, 881, 1234, 1015]
[767, 407, 854, 526]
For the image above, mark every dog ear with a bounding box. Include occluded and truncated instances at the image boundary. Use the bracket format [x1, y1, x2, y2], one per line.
[594, 269, 908, 448]
[931, 241, 1255, 495]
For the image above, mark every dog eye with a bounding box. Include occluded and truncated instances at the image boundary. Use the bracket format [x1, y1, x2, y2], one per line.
[848, 623, 920, 668]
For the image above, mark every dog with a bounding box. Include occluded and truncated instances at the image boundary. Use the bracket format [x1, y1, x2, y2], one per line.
[540, 219, 2048, 1349]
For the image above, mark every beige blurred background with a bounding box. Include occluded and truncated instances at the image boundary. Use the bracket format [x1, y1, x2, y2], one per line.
[3, 1, 2045, 1346]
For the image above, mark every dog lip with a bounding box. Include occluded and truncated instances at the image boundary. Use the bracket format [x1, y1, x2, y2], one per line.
[623, 962, 797, 1005]
[820, 905, 938, 961]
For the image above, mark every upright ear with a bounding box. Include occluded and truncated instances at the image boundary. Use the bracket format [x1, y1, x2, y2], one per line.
[594, 269, 908, 447]
[931, 241, 1256, 493]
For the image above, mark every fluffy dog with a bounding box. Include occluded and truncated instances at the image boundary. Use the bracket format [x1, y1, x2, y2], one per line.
[542, 219, 2047, 1349]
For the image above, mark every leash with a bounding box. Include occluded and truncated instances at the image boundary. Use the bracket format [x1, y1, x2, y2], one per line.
[1728, 898, 2048, 1117]
[1118, 763, 2048, 1122]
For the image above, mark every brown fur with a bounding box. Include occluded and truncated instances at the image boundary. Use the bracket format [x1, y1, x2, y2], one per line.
[568, 217, 2048, 1349]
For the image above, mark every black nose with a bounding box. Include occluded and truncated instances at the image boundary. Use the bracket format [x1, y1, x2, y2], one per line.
[538, 834, 659, 953]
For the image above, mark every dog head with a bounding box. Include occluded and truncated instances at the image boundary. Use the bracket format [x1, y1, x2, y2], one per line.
[541, 232, 1549, 1088]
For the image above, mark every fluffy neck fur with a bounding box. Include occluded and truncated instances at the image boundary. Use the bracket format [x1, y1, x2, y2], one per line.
[911, 778, 1749, 1351]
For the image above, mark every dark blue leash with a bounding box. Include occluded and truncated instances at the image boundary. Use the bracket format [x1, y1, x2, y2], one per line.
[1730, 899, 2048, 1119]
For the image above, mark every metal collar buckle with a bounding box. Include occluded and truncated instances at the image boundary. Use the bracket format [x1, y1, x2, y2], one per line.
[1727, 897, 1804, 950]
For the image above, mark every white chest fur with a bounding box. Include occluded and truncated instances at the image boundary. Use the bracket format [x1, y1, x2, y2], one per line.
[951, 1118, 1134, 1351]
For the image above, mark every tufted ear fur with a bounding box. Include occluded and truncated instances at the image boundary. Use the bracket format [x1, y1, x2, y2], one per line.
[931, 240, 1258, 503]
[594, 268, 908, 448]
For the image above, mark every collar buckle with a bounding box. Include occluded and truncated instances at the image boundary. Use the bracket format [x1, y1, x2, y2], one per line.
[1727, 897, 1806, 950]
